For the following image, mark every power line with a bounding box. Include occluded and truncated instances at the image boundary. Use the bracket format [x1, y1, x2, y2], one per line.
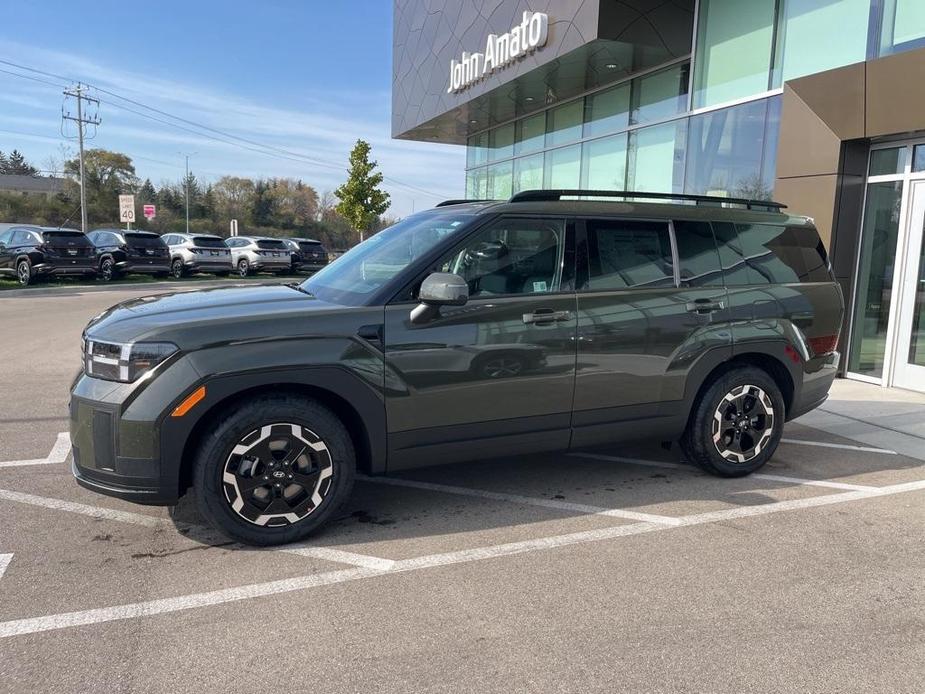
[0, 57, 447, 199]
[62, 83, 101, 233]
[0, 66, 68, 89]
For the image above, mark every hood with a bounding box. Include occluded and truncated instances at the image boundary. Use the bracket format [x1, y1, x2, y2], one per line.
[85, 284, 349, 345]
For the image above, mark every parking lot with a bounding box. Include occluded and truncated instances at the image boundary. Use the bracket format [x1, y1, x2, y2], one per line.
[0, 284, 923, 693]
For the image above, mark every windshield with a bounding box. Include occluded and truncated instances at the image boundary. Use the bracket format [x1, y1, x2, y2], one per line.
[303, 209, 473, 305]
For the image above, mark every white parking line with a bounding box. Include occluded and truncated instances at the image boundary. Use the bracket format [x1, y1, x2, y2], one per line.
[0, 487, 393, 567]
[568, 452, 882, 492]
[780, 438, 897, 455]
[284, 547, 396, 571]
[0, 432, 71, 469]
[357, 474, 683, 525]
[0, 554, 11, 581]
[2, 477, 923, 639]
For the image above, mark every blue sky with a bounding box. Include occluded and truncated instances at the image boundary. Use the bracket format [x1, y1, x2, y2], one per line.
[0, 1, 465, 217]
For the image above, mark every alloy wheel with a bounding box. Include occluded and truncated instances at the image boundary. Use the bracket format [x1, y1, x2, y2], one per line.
[172, 260, 184, 278]
[101, 258, 114, 281]
[222, 423, 333, 526]
[238, 259, 249, 277]
[17, 261, 30, 286]
[711, 384, 774, 463]
[481, 356, 524, 378]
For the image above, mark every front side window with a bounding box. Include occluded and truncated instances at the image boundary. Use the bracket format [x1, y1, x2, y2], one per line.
[304, 209, 474, 305]
[582, 220, 674, 291]
[437, 217, 568, 297]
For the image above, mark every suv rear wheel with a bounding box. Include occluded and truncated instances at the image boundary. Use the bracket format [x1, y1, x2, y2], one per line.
[680, 366, 784, 477]
[100, 257, 116, 282]
[192, 395, 355, 545]
[16, 259, 31, 286]
[171, 258, 186, 279]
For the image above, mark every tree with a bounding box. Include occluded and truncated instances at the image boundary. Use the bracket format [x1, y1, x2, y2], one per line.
[213, 176, 256, 226]
[334, 140, 390, 242]
[1, 149, 38, 176]
[63, 148, 138, 223]
[138, 178, 157, 204]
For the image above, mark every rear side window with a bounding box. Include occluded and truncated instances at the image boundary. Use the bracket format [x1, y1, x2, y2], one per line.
[256, 239, 286, 250]
[673, 220, 723, 287]
[125, 233, 165, 248]
[193, 236, 226, 248]
[583, 220, 674, 290]
[736, 223, 830, 284]
[43, 231, 91, 246]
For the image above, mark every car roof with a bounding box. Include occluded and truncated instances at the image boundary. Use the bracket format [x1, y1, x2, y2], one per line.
[288, 237, 322, 243]
[434, 194, 812, 227]
[10, 225, 83, 233]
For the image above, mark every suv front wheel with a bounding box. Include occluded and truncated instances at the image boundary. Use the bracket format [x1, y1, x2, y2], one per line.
[171, 258, 186, 279]
[680, 366, 784, 477]
[192, 394, 355, 545]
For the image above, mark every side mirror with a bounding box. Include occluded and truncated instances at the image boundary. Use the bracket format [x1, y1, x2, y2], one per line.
[410, 272, 468, 324]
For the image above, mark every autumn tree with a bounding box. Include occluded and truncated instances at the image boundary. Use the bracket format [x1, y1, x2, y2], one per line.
[334, 140, 390, 242]
[63, 148, 138, 223]
[213, 176, 256, 226]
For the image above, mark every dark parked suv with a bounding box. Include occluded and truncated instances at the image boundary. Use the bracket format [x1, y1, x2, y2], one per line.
[284, 237, 329, 273]
[87, 229, 171, 281]
[70, 190, 844, 546]
[0, 225, 97, 285]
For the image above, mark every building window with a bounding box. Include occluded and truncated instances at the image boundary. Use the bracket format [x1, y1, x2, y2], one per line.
[584, 83, 630, 139]
[488, 123, 515, 162]
[545, 100, 583, 148]
[685, 98, 771, 199]
[880, 0, 925, 55]
[631, 63, 689, 125]
[467, 131, 489, 168]
[581, 134, 628, 190]
[466, 167, 488, 198]
[513, 153, 544, 193]
[692, 0, 776, 109]
[627, 121, 686, 193]
[486, 160, 513, 199]
[869, 147, 906, 176]
[772, 0, 869, 87]
[515, 113, 546, 156]
[544, 144, 581, 188]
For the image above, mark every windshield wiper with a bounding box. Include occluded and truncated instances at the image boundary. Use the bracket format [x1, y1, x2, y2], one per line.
[286, 283, 314, 297]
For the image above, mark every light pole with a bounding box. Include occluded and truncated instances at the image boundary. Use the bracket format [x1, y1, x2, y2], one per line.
[178, 152, 197, 234]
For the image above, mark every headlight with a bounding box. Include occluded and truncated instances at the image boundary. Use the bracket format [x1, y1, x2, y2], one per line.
[84, 339, 178, 383]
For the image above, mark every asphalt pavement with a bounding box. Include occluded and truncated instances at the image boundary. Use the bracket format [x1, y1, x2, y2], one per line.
[0, 284, 923, 693]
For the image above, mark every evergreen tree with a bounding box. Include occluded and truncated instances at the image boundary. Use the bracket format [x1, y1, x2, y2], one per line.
[334, 139, 390, 242]
[252, 179, 274, 227]
[138, 178, 157, 204]
[5, 149, 38, 175]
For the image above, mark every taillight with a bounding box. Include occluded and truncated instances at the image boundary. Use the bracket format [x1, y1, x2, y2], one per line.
[808, 334, 839, 357]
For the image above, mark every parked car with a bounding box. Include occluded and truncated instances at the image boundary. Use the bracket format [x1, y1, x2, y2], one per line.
[71, 190, 844, 546]
[283, 237, 329, 273]
[161, 233, 232, 278]
[226, 236, 291, 276]
[87, 229, 171, 281]
[0, 225, 97, 285]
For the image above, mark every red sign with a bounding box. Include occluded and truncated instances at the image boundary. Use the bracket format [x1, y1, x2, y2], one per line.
[143, 204, 156, 220]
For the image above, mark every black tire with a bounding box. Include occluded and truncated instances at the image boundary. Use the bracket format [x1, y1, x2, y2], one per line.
[192, 394, 355, 546]
[680, 366, 784, 477]
[99, 257, 116, 282]
[171, 258, 186, 279]
[237, 259, 250, 277]
[16, 259, 31, 286]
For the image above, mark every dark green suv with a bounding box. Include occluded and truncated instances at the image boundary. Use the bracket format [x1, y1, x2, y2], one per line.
[70, 190, 844, 546]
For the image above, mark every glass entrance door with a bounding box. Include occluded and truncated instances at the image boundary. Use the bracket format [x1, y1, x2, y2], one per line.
[893, 180, 925, 390]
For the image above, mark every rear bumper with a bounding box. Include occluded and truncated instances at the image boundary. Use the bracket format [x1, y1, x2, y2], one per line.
[34, 263, 97, 276]
[116, 260, 171, 274]
[185, 260, 232, 273]
[789, 351, 839, 420]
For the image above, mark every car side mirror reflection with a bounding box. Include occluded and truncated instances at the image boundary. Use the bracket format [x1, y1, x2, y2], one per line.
[410, 272, 468, 324]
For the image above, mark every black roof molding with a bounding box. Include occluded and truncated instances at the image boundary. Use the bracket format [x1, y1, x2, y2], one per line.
[508, 189, 787, 212]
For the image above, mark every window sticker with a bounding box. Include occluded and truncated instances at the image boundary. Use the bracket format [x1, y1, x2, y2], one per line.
[533, 281, 548, 292]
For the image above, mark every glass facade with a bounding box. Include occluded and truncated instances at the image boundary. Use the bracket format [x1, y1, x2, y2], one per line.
[466, 60, 781, 201]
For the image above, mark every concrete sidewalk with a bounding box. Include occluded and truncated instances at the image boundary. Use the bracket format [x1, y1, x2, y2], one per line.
[795, 379, 925, 460]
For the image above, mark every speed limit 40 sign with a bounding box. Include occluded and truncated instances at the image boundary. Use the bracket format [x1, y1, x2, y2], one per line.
[119, 195, 136, 223]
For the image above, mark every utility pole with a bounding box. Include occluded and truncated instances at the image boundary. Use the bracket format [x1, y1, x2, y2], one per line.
[62, 84, 101, 234]
[179, 152, 196, 234]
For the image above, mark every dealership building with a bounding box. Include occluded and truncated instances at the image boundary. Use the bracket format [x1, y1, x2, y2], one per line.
[392, 0, 925, 393]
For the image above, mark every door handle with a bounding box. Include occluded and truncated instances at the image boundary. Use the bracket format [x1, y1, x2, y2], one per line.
[523, 309, 571, 325]
[685, 299, 725, 314]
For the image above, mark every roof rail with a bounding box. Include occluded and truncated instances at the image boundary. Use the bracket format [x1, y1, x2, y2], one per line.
[507, 189, 787, 211]
[435, 198, 495, 207]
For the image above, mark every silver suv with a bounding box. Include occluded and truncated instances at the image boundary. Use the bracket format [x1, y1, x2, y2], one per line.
[226, 236, 291, 277]
[161, 233, 232, 278]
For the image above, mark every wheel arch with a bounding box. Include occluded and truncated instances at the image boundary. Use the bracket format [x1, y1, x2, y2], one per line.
[169, 371, 384, 498]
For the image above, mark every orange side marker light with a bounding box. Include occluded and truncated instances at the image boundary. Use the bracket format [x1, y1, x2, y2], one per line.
[171, 386, 206, 417]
